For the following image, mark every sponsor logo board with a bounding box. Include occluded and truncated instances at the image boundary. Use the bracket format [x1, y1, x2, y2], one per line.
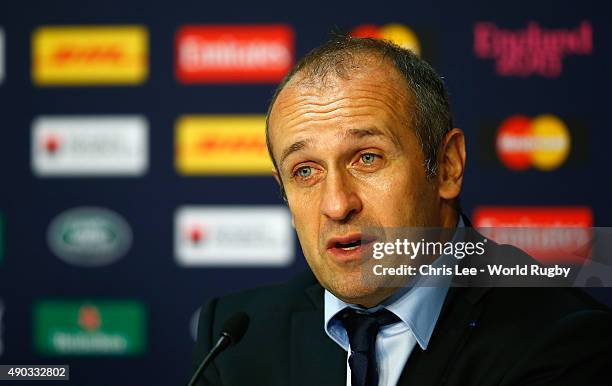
[47, 207, 132, 267]
[175, 206, 294, 266]
[32, 25, 148, 85]
[176, 25, 294, 83]
[479, 114, 587, 171]
[473, 206, 592, 227]
[473, 206, 593, 262]
[32, 116, 148, 176]
[496, 114, 570, 171]
[474, 21, 593, 77]
[34, 300, 146, 356]
[175, 115, 272, 175]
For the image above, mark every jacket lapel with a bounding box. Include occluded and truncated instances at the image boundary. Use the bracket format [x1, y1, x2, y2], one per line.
[397, 215, 491, 385]
[396, 286, 489, 385]
[291, 283, 346, 386]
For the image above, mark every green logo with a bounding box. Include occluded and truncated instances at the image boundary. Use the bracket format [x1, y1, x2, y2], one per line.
[34, 300, 146, 356]
[47, 207, 132, 267]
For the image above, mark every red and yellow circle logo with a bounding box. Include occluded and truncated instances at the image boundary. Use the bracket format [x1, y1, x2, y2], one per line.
[496, 114, 571, 171]
[350, 23, 421, 56]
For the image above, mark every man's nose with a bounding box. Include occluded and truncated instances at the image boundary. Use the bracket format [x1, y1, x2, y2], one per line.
[320, 170, 362, 222]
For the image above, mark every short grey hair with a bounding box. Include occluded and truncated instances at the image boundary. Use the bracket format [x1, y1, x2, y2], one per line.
[266, 33, 454, 198]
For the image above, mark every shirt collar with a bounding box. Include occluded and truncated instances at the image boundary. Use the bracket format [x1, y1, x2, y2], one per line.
[323, 216, 464, 351]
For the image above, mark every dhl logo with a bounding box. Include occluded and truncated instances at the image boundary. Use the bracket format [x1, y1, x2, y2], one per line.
[196, 137, 267, 153]
[32, 25, 148, 86]
[175, 115, 273, 175]
[52, 45, 124, 64]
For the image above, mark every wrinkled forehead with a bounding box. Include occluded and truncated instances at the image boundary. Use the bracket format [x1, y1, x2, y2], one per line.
[268, 56, 414, 140]
[283, 52, 409, 99]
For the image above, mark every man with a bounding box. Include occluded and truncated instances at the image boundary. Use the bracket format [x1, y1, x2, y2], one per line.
[192, 35, 612, 385]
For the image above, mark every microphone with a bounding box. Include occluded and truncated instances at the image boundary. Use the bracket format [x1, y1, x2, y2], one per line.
[187, 312, 250, 386]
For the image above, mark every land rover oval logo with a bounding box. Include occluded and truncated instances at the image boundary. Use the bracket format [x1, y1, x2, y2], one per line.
[47, 207, 132, 267]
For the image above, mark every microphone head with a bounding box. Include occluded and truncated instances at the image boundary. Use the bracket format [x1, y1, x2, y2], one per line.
[220, 312, 250, 345]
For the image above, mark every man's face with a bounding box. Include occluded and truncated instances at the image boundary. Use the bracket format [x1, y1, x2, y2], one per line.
[268, 58, 444, 307]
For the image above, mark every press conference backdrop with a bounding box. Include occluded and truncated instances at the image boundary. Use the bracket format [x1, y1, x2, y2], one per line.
[0, 0, 610, 384]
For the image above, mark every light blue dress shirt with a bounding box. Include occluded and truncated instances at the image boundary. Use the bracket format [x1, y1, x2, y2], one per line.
[324, 218, 463, 386]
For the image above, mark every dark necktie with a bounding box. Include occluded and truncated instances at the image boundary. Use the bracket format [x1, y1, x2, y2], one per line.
[339, 308, 400, 386]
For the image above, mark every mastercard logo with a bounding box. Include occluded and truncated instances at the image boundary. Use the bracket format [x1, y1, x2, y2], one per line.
[495, 114, 571, 171]
[350, 23, 421, 56]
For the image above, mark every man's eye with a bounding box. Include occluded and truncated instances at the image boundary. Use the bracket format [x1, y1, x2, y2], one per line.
[361, 153, 378, 165]
[296, 166, 312, 178]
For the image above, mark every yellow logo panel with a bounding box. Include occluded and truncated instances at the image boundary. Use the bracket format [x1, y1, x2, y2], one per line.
[32, 25, 148, 86]
[175, 115, 273, 175]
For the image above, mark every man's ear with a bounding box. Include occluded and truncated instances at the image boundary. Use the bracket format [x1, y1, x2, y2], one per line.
[436, 128, 466, 200]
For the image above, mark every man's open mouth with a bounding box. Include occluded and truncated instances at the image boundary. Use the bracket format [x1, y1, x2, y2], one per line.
[335, 239, 362, 251]
[326, 234, 377, 253]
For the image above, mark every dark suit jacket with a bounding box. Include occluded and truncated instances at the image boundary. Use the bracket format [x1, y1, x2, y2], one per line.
[193, 240, 612, 386]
